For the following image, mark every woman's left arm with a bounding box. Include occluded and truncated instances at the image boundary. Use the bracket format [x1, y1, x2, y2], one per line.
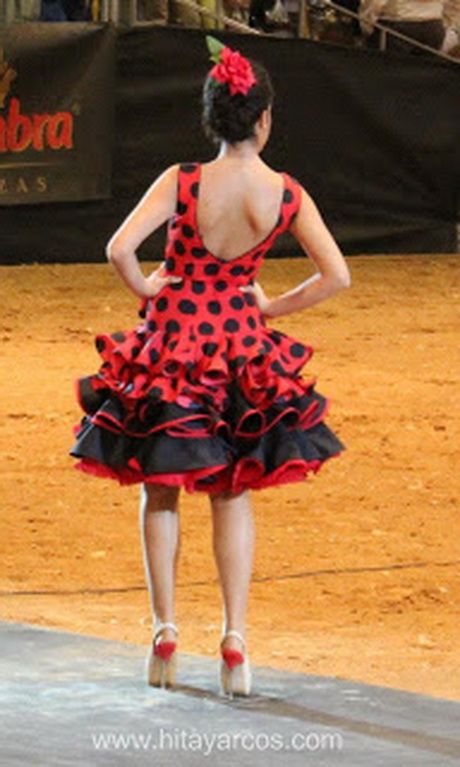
[243, 188, 351, 318]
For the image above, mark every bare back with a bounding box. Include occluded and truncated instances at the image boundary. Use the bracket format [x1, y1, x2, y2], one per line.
[196, 157, 285, 262]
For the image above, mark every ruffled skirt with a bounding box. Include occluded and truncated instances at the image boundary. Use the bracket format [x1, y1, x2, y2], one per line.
[70, 317, 344, 495]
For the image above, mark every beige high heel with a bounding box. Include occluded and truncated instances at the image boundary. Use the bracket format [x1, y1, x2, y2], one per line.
[147, 622, 178, 689]
[220, 630, 251, 698]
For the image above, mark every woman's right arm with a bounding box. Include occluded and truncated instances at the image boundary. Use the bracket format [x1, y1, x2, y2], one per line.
[106, 164, 181, 299]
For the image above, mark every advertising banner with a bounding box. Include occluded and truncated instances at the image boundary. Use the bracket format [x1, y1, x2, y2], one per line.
[0, 23, 114, 205]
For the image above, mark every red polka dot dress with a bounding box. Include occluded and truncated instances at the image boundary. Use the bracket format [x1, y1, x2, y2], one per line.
[71, 163, 344, 494]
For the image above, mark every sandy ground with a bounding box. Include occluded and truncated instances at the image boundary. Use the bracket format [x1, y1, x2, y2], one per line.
[1, 256, 459, 701]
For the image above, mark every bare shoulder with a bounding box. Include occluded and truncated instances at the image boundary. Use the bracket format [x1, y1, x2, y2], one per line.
[147, 163, 180, 193]
[289, 184, 326, 230]
[137, 163, 180, 213]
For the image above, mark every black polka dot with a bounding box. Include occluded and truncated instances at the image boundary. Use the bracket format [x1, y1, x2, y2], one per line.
[166, 320, 180, 334]
[191, 182, 199, 198]
[150, 386, 164, 399]
[182, 224, 194, 239]
[204, 263, 220, 276]
[270, 332, 282, 346]
[252, 355, 264, 366]
[149, 349, 160, 364]
[191, 281, 206, 295]
[271, 360, 284, 374]
[147, 320, 157, 332]
[168, 340, 177, 351]
[230, 296, 244, 311]
[207, 300, 222, 315]
[131, 346, 141, 358]
[290, 343, 305, 358]
[178, 299, 197, 315]
[166, 257, 176, 271]
[267, 385, 277, 399]
[229, 355, 247, 370]
[170, 280, 183, 291]
[177, 201, 188, 215]
[242, 335, 257, 347]
[191, 247, 207, 259]
[230, 265, 245, 277]
[262, 340, 273, 353]
[247, 316, 256, 329]
[184, 263, 194, 277]
[181, 163, 196, 173]
[215, 280, 228, 292]
[164, 361, 179, 374]
[111, 332, 125, 343]
[198, 322, 214, 336]
[283, 188, 294, 204]
[244, 292, 256, 307]
[156, 296, 168, 312]
[251, 250, 263, 262]
[174, 240, 186, 255]
[224, 319, 240, 333]
[96, 338, 106, 352]
[202, 342, 218, 357]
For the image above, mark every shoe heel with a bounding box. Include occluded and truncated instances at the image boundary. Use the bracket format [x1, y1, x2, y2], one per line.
[220, 637, 251, 697]
[147, 621, 178, 689]
[148, 646, 177, 688]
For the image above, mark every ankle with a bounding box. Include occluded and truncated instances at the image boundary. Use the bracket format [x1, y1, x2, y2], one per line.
[154, 620, 178, 645]
[221, 628, 246, 652]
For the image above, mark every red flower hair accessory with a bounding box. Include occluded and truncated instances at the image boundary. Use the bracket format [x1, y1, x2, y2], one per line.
[206, 36, 257, 97]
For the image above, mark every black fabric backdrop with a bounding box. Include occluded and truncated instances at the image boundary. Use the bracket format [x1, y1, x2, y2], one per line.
[0, 26, 458, 263]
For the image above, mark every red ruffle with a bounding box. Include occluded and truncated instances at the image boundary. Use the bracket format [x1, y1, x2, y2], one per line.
[75, 453, 338, 495]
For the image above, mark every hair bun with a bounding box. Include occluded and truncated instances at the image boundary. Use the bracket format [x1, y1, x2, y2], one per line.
[202, 59, 273, 145]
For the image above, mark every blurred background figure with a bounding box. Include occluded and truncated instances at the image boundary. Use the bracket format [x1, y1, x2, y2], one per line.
[359, 0, 460, 53]
[1, 0, 40, 20]
[138, 0, 219, 27]
[40, 0, 90, 19]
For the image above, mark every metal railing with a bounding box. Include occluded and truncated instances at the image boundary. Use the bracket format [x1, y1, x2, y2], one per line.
[1, 0, 458, 63]
[321, 0, 458, 61]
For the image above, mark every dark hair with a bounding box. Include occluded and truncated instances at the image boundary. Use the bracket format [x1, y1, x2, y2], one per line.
[202, 59, 274, 145]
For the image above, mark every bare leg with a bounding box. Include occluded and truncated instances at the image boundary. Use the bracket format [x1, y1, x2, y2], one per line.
[140, 483, 180, 644]
[210, 490, 255, 652]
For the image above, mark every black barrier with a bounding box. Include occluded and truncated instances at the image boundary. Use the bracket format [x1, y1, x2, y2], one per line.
[0, 26, 458, 262]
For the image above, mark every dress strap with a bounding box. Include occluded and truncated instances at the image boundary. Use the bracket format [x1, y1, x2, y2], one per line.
[176, 162, 201, 217]
[280, 172, 303, 231]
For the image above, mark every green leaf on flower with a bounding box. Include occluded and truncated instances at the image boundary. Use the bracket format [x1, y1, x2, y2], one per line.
[206, 35, 225, 64]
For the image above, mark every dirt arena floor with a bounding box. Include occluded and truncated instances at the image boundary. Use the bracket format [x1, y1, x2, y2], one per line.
[1, 255, 459, 701]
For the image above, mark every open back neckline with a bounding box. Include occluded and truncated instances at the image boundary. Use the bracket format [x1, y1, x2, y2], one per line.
[191, 163, 287, 264]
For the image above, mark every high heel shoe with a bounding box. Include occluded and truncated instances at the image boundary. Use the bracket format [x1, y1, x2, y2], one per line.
[220, 630, 251, 698]
[147, 622, 178, 689]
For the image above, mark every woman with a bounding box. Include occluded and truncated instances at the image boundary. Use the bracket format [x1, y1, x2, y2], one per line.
[71, 38, 350, 697]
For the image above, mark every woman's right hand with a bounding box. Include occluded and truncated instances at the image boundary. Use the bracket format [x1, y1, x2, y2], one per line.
[144, 262, 183, 297]
[240, 281, 274, 317]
